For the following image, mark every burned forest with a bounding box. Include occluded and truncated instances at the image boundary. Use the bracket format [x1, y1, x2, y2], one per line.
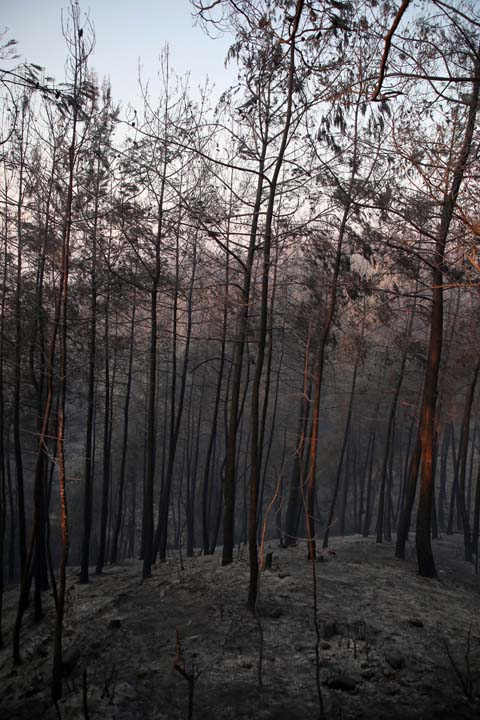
[1, 1, 480, 718]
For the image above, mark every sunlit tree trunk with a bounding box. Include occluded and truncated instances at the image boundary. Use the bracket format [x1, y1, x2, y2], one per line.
[416, 63, 480, 578]
[52, 11, 88, 698]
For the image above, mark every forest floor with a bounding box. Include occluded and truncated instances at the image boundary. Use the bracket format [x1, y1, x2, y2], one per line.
[1, 533, 480, 720]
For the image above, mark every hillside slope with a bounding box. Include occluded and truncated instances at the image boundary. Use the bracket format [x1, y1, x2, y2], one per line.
[1, 535, 479, 719]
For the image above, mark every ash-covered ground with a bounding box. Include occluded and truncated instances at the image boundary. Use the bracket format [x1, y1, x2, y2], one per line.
[1, 534, 479, 719]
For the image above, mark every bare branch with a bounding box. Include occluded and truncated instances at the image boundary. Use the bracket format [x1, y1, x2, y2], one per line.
[371, 0, 412, 101]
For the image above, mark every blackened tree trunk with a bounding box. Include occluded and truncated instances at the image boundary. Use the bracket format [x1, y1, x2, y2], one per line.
[52, 15, 85, 696]
[323, 346, 360, 549]
[472, 454, 480, 558]
[257, 288, 285, 541]
[13, 99, 29, 579]
[362, 433, 377, 538]
[438, 424, 451, 532]
[0, 200, 6, 648]
[446, 422, 459, 535]
[467, 425, 477, 519]
[111, 290, 136, 564]
[28, 147, 57, 618]
[222, 140, 267, 567]
[96, 272, 112, 575]
[385, 422, 395, 541]
[305, 80, 364, 560]
[202, 252, 229, 555]
[80, 171, 99, 583]
[142, 175, 165, 577]
[396, 419, 421, 558]
[6, 428, 15, 583]
[362, 375, 388, 538]
[416, 61, 480, 578]
[456, 359, 479, 561]
[283, 367, 312, 547]
[156, 227, 196, 562]
[248, 1, 305, 611]
[377, 303, 414, 543]
[0, 426, 4, 649]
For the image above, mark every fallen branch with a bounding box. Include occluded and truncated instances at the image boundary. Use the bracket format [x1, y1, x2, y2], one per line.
[173, 627, 199, 720]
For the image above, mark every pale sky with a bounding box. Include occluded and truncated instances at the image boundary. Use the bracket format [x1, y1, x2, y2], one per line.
[2, 0, 236, 108]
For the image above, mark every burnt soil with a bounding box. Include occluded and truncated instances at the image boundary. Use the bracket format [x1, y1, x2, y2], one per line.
[1, 534, 480, 719]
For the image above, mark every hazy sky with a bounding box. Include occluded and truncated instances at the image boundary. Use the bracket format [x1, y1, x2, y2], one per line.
[3, 0, 236, 107]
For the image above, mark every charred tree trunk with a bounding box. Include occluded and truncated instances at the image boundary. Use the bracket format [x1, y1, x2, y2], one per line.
[456, 360, 479, 561]
[51, 18, 84, 696]
[222, 141, 267, 568]
[416, 61, 480, 578]
[323, 348, 360, 549]
[438, 424, 451, 532]
[284, 367, 312, 547]
[447, 422, 460, 535]
[248, 6, 306, 610]
[13, 101, 28, 579]
[96, 277, 112, 575]
[111, 291, 136, 564]
[156, 228, 196, 562]
[80, 200, 98, 582]
[377, 304, 414, 543]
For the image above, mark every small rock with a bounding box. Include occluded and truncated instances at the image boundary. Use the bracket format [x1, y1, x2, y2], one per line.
[327, 675, 357, 692]
[386, 653, 406, 670]
[361, 669, 374, 680]
[408, 618, 424, 628]
[270, 607, 283, 619]
[321, 641, 331, 650]
[278, 571, 290, 579]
